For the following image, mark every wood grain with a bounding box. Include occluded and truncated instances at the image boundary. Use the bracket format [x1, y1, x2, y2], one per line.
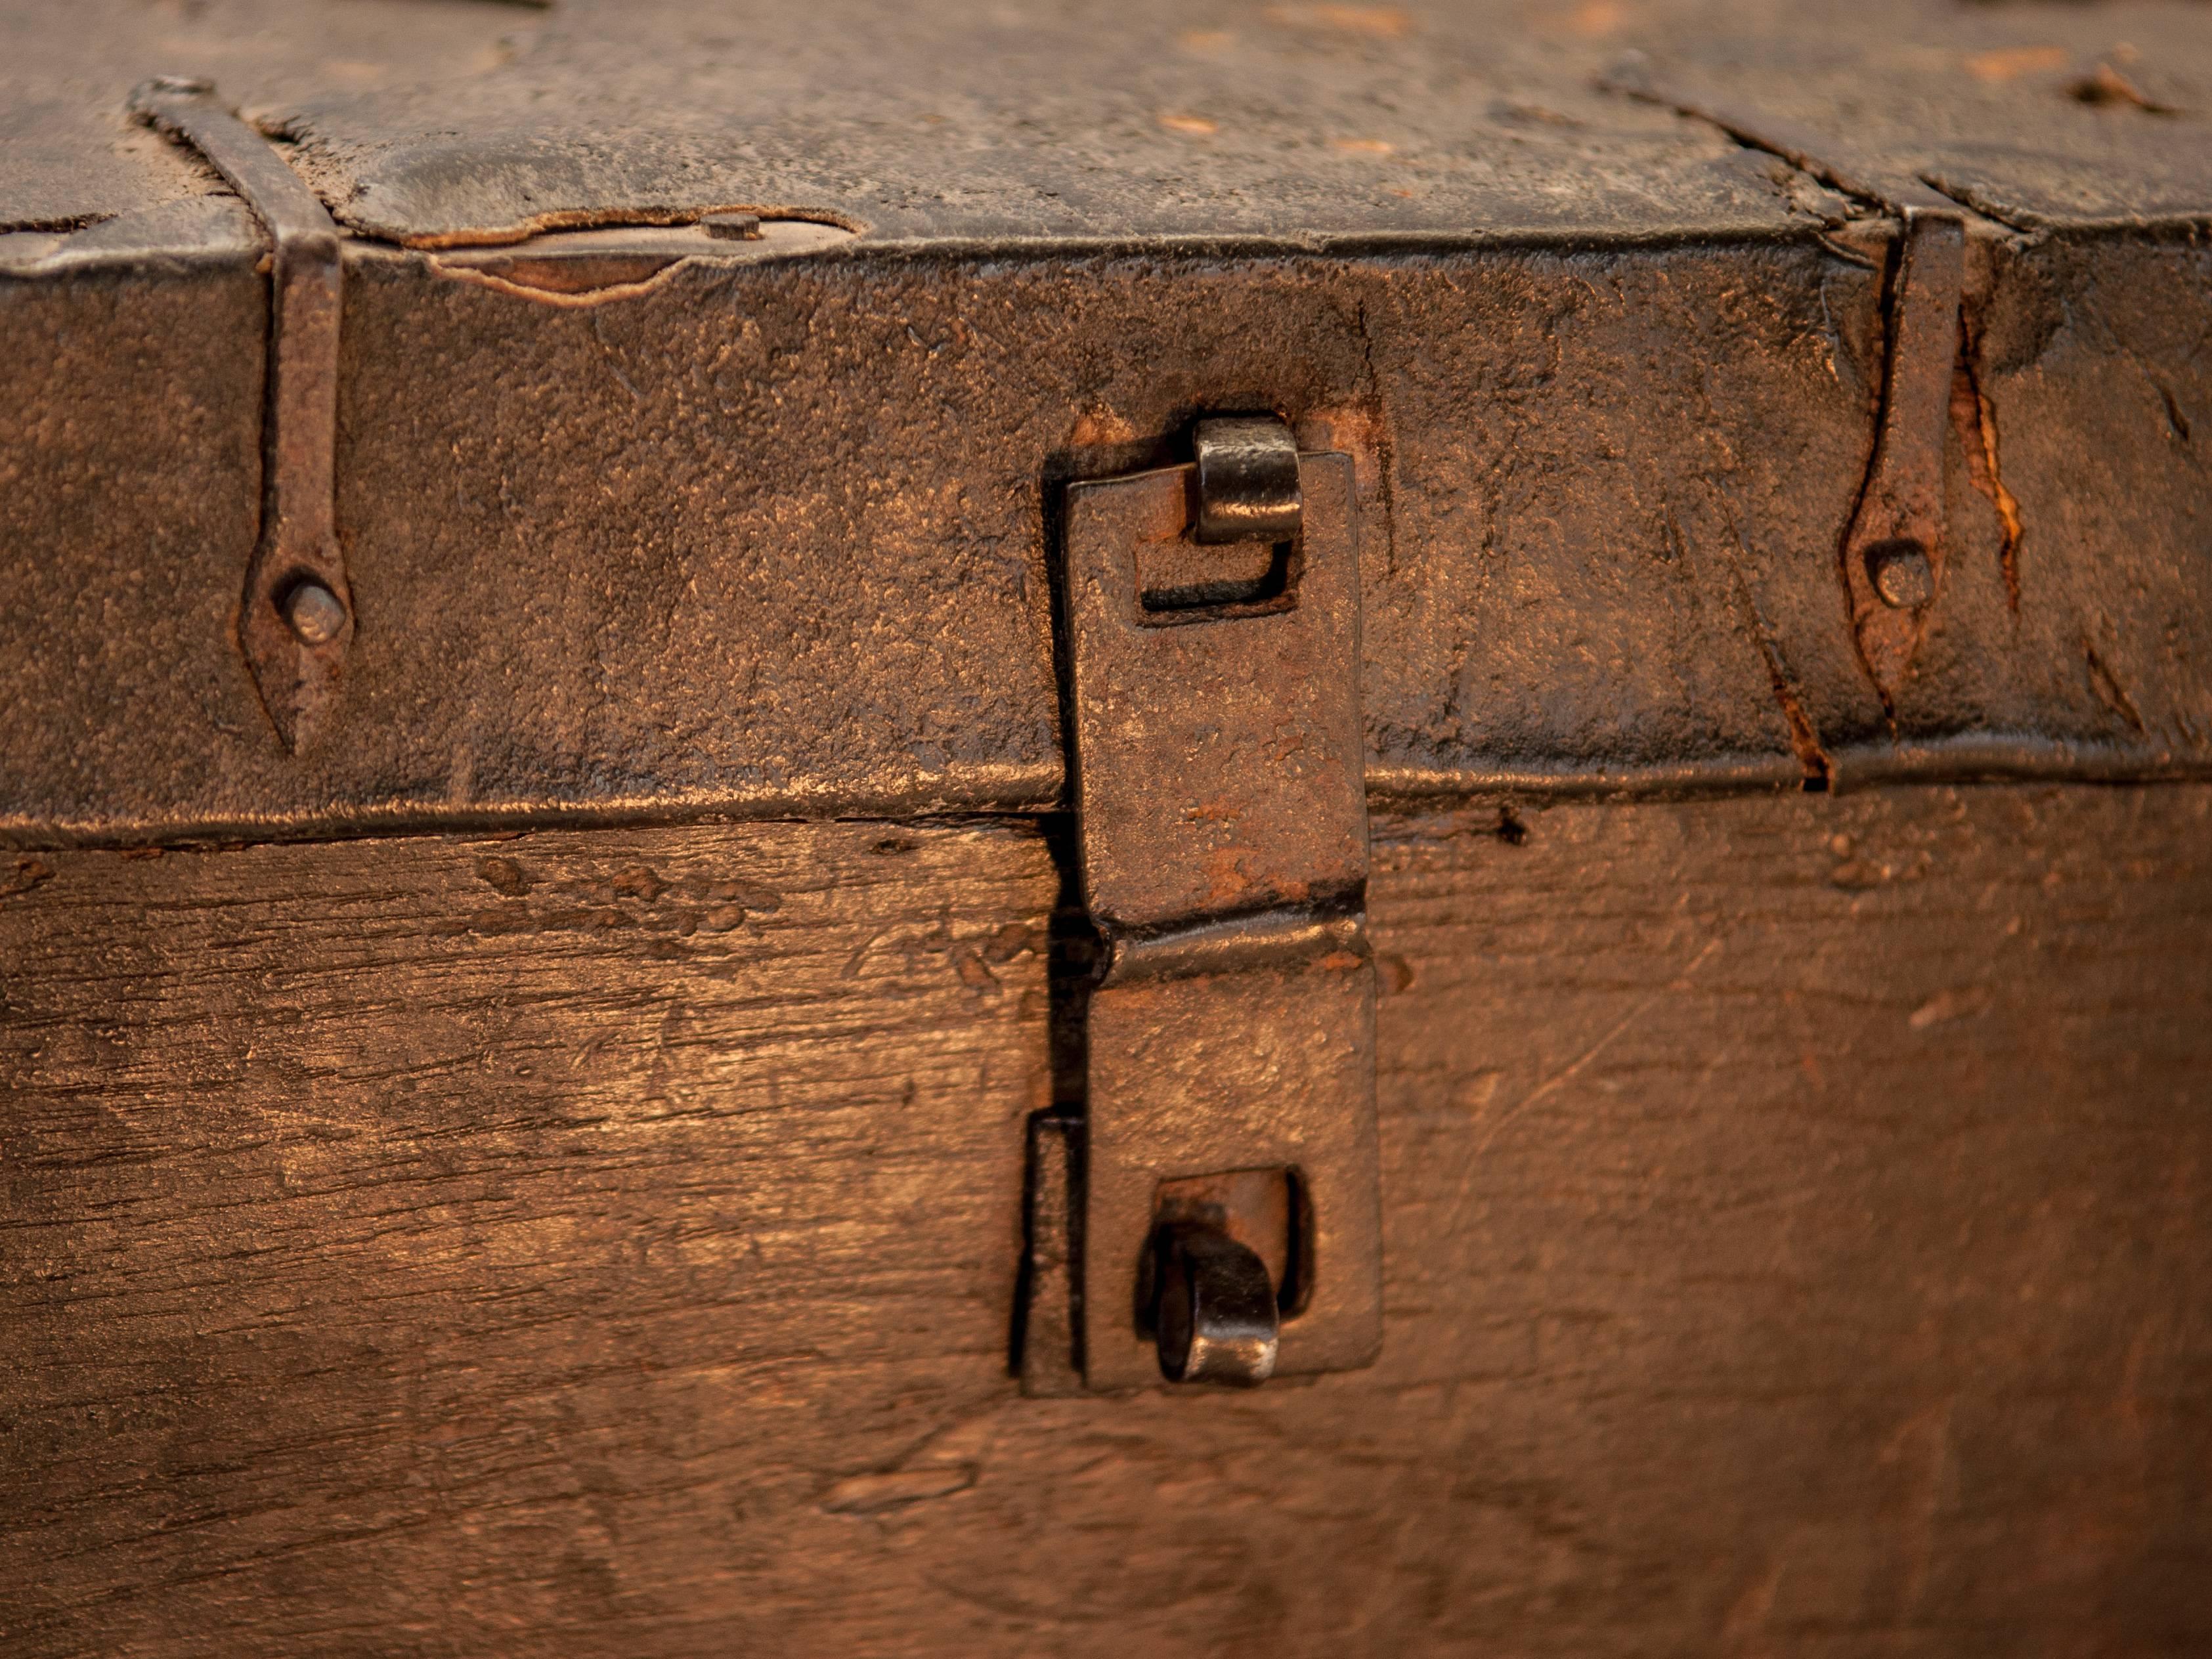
[3, 790, 2208, 1656]
[0, 821, 1056, 1656]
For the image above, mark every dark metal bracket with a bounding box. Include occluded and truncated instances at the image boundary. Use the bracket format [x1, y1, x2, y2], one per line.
[1023, 416, 1383, 1394]
[1840, 208, 1966, 706]
[131, 77, 353, 754]
[1603, 64, 1974, 710]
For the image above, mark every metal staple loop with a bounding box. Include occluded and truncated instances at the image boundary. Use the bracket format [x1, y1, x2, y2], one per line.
[130, 77, 352, 754]
[1192, 415, 1304, 545]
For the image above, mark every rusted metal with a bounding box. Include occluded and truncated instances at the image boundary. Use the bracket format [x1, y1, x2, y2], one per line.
[5, 5, 2212, 843]
[1015, 1108, 1085, 1398]
[1154, 1165, 1300, 1301]
[1868, 542, 1934, 611]
[1054, 433, 1383, 1390]
[1062, 449, 1366, 933]
[1192, 416, 1303, 546]
[1840, 208, 1966, 705]
[4, 7, 2212, 1646]
[6, 228, 2212, 844]
[700, 212, 763, 242]
[1602, 69, 1983, 710]
[1148, 1166, 1301, 1383]
[130, 77, 351, 754]
[1152, 1222, 1278, 1386]
[282, 579, 348, 646]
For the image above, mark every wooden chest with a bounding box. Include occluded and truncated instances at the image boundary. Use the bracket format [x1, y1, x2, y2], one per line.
[5, 2, 2209, 1652]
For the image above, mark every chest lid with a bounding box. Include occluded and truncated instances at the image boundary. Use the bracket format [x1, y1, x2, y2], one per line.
[5, 0, 2211, 847]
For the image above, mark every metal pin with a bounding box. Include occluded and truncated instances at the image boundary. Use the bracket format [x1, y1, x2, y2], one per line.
[1192, 416, 1303, 545]
[1867, 540, 1935, 610]
[701, 211, 764, 242]
[283, 580, 348, 646]
[1154, 1222, 1279, 1385]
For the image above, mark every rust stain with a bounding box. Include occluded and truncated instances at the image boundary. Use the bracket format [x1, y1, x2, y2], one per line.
[1199, 846, 1256, 909]
[1965, 45, 2068, 83]
[1183, 800, 1246, 824]
[1760, 640, 1832, 790]
[427, 257, 686, 308]
[1264, 4, 1412, 37]
[1952, 351, 2024, 613]
[1563, 1, 1624, 38]
[1069, 408, 1138, 448]
[1158, 112, 1219, 137]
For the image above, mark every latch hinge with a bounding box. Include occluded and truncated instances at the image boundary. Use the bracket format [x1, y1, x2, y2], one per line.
[1020, 416, 1382, 1393]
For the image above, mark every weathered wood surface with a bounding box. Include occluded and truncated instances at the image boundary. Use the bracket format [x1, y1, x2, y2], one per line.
[0, 821, 1057, 1656]
[4, 790, 2209, 1656]
[14, 0, 2212, 242]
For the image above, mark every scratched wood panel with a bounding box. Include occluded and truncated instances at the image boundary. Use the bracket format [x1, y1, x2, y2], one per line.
[0, 821, 1058, 1657]
[3, 788, 2209, 1656]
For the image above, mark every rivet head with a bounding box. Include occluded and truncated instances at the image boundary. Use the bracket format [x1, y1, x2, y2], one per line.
[701, 211, 764, 242]
[282, 580, 347, 646]
[1866, 540, 1935, 610]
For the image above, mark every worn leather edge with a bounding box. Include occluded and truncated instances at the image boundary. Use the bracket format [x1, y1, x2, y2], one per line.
[5, 220, 2208, 849]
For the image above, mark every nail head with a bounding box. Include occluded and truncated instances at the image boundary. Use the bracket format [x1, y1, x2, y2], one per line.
[702, 212, 764, 242]
[1867, 541, 1935, 610]
[283, 580, 347, 646]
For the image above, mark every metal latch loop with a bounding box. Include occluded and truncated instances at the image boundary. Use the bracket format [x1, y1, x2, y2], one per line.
[1026, 416, 1382, 1393]
[1192, 415, 1303, 544]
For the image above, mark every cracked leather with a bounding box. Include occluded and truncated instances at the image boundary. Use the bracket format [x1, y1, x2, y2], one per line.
[3, 0, 2211, 844]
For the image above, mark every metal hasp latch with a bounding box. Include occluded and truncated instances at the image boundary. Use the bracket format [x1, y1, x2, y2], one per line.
[132, 77, 353, 753]
[1035, 415, 1383, 1392]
